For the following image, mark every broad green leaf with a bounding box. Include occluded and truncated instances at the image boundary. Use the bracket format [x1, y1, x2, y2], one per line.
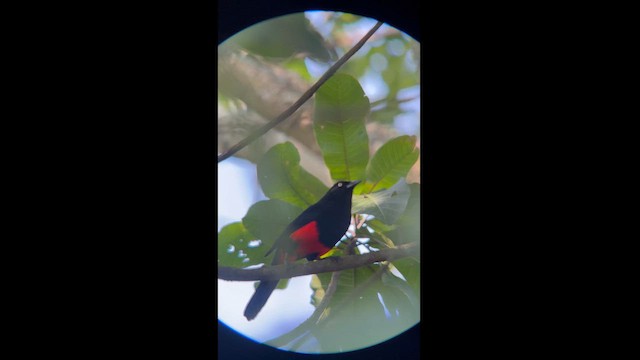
[314, 73, 370, 182]
[352, 180, 411, 224]
[217, 222, 262, 267]
[257, 142, 328, 208]
[363, 135, 419, 193]
[242, 200, 304, 258]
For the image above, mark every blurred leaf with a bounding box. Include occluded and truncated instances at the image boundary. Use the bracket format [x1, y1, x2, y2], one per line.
[370, 105, 403, 124]
[313, 262, 417, 352]
[366, 229, 397, 249]
[386, 183, 420, 245]
[352, 180, 411, 225]
[363, 135, 419, 193]
[314, 73, 370, 182]
[242, 199, 304, 258]
[310, 274, 325, 306]
[282, 57, 313, 82]
[391, 257, 420, 299]
[376, 276, 420, 330]
[257, 142, 328, 208]
[338, 13, 361, 24]
[382, 52, 419, 94]
[315, 263, 379, 317]
[217, 222, 262, 267]
[366, 218, 397, 233]
[232, 13, 334, 62]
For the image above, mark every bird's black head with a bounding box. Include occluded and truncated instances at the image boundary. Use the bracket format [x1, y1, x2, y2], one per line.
[332, 179, 360, 190]
[324, 180, 361, 200]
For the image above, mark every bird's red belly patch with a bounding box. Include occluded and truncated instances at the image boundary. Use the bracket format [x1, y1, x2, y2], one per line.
[289, 221, 331, 259]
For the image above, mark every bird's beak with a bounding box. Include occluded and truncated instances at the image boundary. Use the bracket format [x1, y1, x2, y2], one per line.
[346, 180, 361, 189]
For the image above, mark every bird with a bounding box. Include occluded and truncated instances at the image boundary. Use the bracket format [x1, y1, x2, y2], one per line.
[244, 180, 361, 321]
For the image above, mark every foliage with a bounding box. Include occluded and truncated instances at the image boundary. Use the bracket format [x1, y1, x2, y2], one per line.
[257, 142, 328, 208]
[313, 73, 370, 182]
[217, 12, 420, 353]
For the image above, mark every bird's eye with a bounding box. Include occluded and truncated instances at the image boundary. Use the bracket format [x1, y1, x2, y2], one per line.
[337, 182, 343, 187]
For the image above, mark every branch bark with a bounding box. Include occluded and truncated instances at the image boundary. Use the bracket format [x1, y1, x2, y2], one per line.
[217, 242, 418, 281]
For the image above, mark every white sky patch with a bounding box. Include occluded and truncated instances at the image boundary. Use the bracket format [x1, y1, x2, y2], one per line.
[217, 275, 315, 342]
[386, 39, 406, 57]
[304, 57, 331, 78]
[357, 243, 370, 254]
[217, 157, 265, 230]
[394, 85, 421, 136]
[369, 53, 388, 72]
[394, 113, 420, 136]
[360, 70, 389, 103]
[304, 11, 335, 39]
[247, 239, 262, 248]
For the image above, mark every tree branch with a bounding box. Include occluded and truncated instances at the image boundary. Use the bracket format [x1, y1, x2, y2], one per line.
[217, 20, 384, 163]
[217, 242, 418, 281]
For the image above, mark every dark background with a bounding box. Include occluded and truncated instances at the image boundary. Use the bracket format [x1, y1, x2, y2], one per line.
[12, 0, 607, 358]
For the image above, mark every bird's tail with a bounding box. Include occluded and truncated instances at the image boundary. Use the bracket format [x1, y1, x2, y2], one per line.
[243, 279, 278, 321]
[244, 249, 288, 321]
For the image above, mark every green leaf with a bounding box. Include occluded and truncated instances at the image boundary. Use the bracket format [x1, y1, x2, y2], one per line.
[310, 274, 325, 307]
[242, 200, 304, 258]
[315, 263, 378, 312]
[257, 142, 328, 208]
[366, 219, 397, 233]
[352, 180, 411, 225]
[370, 105, 403, 124]
[376, 277, 420, 330]
[282, 57, 312, 82]
[391, 257, 420, 299]
[231, 13, 334, 62]
[217, 222, 262, 267]
[386, 183, 420, 245]
[312, 262, 417, 353]
[363, 135, 419, 193]
[314, 73, 370, 182]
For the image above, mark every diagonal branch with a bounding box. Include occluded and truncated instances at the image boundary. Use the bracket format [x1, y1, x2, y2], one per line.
[217, 21, 384, 163]
[217, 242, 418, 281]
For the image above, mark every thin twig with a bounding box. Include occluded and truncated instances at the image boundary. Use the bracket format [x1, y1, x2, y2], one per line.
[217, 21, 384, 162]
